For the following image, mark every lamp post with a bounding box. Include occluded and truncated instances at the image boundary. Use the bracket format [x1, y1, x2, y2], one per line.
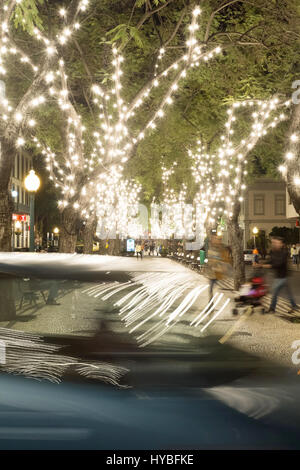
[24, 169, 40, 252]
[252, 226, 259, 248]
[53, 227, 60, 248]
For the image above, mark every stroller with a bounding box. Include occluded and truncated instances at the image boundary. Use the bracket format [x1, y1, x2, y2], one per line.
[232, 268, 267, 315]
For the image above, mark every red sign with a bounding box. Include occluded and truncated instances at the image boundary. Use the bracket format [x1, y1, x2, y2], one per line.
[12, 214, 27, 222]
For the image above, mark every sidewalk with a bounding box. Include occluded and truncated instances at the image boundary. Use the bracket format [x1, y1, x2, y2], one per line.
[0, 254, 299, 371]
[0, 282, 100, 337]
[289, 261, 300, 272]
[205, 284, 300, 369]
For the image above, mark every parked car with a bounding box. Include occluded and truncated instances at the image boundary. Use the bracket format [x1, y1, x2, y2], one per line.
[244, 249, 254, 264]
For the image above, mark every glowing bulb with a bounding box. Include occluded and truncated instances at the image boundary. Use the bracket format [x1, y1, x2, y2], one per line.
[16, 137, 25, 147]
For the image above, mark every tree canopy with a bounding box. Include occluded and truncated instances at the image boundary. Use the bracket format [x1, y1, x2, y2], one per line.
[3, 0, 300, 231]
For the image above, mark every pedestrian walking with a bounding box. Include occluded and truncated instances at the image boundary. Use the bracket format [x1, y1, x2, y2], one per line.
[144, 242, 149, 256]
[136, 242, 143, 260]
[258, 237, 299, 314]
[253, 248, 259, 264]
[149, 243, 155, 256]
[207, 232, 231, 301]
[291, 244, 298, 265]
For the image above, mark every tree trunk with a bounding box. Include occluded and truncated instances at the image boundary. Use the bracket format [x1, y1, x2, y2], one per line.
[285, 101, 300, 215]
[227, 202, 245, 291]
[107, 235, 121, 256]
[114, 234, 121, 256]
[0, 139, 15, 252]
[0, 189, 13, 252]
[59, 207, 79, 253]
[83, 217, 97, 254]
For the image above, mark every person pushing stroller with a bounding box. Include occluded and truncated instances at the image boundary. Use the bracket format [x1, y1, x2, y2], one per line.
[233, 266, 267, 315]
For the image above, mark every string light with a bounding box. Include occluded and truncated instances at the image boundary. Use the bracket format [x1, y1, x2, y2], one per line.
[281, 128, 300, 193]
[186, 99, 289, 235]
[23, 4, 224, 224]
[2, 1, 225, 237]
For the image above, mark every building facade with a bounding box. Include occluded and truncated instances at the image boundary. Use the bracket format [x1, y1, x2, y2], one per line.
[241, 178, 294, 248]
[0, 80, 32, 250]
[11, 152, 32, 250]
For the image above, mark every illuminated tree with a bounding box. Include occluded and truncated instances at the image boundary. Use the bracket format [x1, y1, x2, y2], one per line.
[0, 0, 89, 251]
[218, 99, 288, 287]
[279, 101, 300, 216]
[95, 175, 142, 255]
[31, 4, 222, 252]
[150, 163, 193, 242]
[189, 141, 223, 244]
[185, 98, 289, 289]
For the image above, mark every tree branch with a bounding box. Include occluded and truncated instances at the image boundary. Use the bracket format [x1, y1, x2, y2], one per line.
[204, 0, 248, 43]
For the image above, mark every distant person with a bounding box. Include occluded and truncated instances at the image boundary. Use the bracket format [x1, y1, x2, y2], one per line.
[156, 245, 161, 256]
[149, 243, 155, 256]
[291, 245, 298, 265]
[253, 248, 259, 264]
[136, 242, 143, 260]
[258, 237, 299, 314]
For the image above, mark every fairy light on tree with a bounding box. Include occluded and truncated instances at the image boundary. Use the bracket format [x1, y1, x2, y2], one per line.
[28, 4, 223, 253]
[95, 175, 142, 252]
[151, 163, 193, 242]
[213, 98, 288, 289]
[279, 100, 300, 216]
[151, 163, 176, 240]
[0, 0, 89, 251]
[185, 99, 288, 289]
[188, 142, 223, 245]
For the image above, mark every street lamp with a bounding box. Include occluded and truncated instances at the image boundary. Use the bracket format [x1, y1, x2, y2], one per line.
[24, 169, 40, 252]
[53, 227, 60, 248]
[252, 226, 259, 248]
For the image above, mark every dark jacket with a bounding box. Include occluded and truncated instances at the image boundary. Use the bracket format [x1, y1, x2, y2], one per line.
[270, 248, 288, 278]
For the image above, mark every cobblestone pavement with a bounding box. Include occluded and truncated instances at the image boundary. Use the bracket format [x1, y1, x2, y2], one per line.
[0, 253, 299, 371]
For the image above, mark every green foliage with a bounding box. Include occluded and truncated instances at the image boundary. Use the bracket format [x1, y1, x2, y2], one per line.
[106, 24, 130, 45]
[6, 0, 300, 223]
[106, 23, 146, 48]
[129, 26, 145, 49]
[136, 0, 166, 7]
[247, 231, 268, 255]
[12, 0, 44, 34]
[269, 226, 300, 245]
